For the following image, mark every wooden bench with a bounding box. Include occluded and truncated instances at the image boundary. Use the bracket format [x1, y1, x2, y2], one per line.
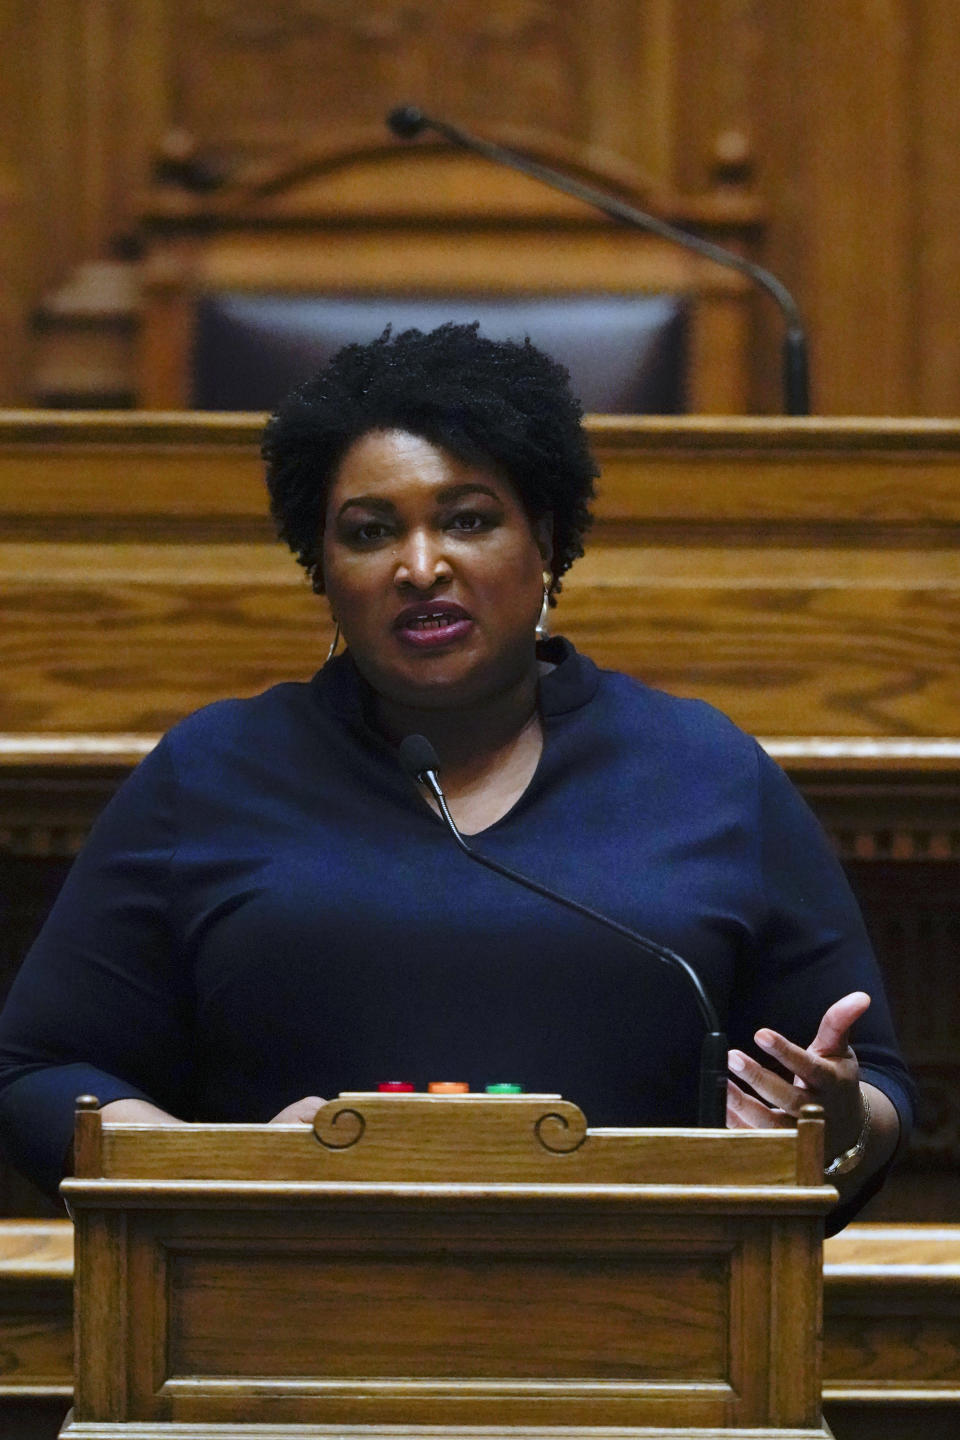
[0, 1221, 71, 1440]
[822, 1224, 960, 1439]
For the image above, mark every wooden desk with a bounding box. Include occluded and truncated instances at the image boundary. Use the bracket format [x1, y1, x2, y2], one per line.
[60, 1095, 833, 1439]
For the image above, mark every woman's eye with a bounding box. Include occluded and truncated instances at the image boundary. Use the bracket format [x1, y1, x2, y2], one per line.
[448, 511, 490, 533]
[350, 520, 392, 543]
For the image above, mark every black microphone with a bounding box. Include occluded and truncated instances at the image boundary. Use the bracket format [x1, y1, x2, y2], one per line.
[386, 104, 810, 417]
[398, 733, 728, 1127]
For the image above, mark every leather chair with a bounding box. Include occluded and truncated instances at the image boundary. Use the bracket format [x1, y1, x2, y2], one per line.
[190, 292, 689, 413]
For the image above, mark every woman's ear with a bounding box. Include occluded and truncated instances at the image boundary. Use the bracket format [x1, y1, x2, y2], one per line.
[534, 512, 554, 569]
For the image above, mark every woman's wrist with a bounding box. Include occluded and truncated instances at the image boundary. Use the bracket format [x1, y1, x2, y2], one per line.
[824, 1085, 871, 1177]
[828, 1082, 900, 1196]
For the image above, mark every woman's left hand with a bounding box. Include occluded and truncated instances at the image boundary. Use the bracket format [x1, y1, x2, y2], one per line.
[268, 1095, 326, 1124]
[726, 990, 870, 1160]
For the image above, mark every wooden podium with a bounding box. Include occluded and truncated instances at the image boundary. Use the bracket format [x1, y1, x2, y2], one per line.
[60, 1092, 837, 1440]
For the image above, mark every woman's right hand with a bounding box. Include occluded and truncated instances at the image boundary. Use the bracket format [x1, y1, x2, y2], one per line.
[268, 1095, 326, 1123]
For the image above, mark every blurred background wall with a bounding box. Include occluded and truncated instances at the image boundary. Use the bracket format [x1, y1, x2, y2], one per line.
[2, 0, 958, 417]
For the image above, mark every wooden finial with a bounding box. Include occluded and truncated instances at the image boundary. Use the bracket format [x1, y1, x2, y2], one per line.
[710, 128, 754, 192]
[73, 1096, 103, 1178]
[797, 1103, 826, 1185]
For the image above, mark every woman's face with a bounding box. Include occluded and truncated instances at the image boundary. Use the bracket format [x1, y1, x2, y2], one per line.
[321, 428, 551, 711]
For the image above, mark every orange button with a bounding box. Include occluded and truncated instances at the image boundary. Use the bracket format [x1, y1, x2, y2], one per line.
[427, 1081, 470, 1094]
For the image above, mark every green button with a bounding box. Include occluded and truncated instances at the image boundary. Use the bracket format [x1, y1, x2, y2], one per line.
[485, 1083, 524, 1094]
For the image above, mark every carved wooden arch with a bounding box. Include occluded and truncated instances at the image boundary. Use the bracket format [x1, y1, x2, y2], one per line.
[211, 123, 697, 218]
[138, 126, 764, 411]
[151, 119, 760, 219]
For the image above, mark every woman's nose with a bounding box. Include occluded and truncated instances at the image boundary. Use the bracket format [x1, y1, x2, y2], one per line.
[394, 530, 450, 589]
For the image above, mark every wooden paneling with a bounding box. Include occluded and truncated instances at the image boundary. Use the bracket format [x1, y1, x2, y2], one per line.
[823, 1222, 960, 1438]
[0, 1, 38, 409]
[4, 413, 960, 742]
[759, 1, 912, 415]
[9, 1, 960, 413]
[164, 1, 676, 182]
[5, 1219, 959, 1440]
[672, 0, 761, 193]
[2, 1, 164, 405]
[28, 1, 161, 290]
[914, 0, 960, 415]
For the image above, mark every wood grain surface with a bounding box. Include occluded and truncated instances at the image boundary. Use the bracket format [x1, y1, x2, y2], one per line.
[2, 414, 959, 744]
[76, 1094, 810, 1190]
[4, 1219, 960, 1438]
[0, 1221, 73, 1398]
[168, 1247, 728, 1381]
[63, 1101, 829, 1434]
[8, 2, 960, 420]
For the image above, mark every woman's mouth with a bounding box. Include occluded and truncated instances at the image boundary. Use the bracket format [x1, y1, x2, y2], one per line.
[394, 604, 473, 649]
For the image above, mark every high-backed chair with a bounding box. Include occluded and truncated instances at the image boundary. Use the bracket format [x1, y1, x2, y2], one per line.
[137, 128, 762, 413]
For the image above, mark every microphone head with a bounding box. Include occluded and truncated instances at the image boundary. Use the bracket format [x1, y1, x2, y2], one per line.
[387, 105, 427, 140]
[398, 733, 440, 781]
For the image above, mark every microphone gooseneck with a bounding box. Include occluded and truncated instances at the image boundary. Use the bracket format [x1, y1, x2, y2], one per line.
[398, 733, 728, 1127]
[386, 104, 810, 416]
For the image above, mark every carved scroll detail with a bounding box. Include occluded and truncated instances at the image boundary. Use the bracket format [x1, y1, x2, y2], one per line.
[535, 1107, 588, 1155]
[312, 1103, 365, 1150]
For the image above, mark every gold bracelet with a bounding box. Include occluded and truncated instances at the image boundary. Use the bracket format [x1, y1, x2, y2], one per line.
[824, 1087, 871, 1178]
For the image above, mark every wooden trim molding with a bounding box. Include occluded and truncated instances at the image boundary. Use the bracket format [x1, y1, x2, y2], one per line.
[5, 733, 960, 769]
[3, 739, 959, 862]
[0, 736, 157, 765]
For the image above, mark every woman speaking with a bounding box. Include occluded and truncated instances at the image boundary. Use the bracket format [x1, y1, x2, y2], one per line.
[0, 323, 912, 1229]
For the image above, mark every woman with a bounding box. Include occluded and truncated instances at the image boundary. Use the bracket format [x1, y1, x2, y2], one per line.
[0, 324, 912, 1228]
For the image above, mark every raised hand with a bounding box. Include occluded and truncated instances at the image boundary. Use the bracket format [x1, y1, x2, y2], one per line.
[726, 991, 870, 1161]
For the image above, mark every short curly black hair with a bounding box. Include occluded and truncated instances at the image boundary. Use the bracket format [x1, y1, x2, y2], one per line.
[262, 322, 597, 598]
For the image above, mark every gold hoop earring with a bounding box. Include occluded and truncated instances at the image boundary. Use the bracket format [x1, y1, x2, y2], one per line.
[535, 572, 551, 640]
[325, 620, 342, 663]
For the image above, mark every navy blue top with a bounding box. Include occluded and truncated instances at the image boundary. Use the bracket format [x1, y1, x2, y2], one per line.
[0, 640, 913, 1221]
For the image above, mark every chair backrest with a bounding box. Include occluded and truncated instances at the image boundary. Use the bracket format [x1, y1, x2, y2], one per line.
[138, 130, 761, 413]
[191, 291, 689, 413]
